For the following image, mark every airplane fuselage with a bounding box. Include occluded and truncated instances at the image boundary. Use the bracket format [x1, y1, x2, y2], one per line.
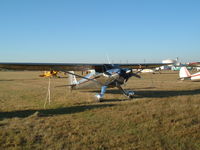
[190, 72, 200, 81]
[72, 68, 132, 90]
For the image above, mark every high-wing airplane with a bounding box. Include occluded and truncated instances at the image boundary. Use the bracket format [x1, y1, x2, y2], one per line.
[179, 66, 200, 81]
[0, 62, 169, 101]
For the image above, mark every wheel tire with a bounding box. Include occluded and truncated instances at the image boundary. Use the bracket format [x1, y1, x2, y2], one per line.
[94, 94, 103, 102]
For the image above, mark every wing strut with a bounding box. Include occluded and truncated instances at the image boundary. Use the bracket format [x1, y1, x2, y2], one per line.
[60, 70, 102, 85]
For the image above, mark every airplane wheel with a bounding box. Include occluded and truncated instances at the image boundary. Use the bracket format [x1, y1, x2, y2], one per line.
[94, 94, 103, 102]
[127, 91, 135, 99]
[128, 95, 134, 99]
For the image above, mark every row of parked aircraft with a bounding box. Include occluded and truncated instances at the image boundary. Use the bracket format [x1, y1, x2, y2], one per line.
[0, 61, 199, 101]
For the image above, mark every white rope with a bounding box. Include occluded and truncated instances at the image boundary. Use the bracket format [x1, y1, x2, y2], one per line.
[44, 77, 51, 108]
[150, 73, 155, 88]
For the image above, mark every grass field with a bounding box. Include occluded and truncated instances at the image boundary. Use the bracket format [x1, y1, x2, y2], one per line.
[0, 71, 200, 150]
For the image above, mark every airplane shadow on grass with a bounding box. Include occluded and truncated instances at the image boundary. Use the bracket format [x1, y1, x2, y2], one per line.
[86, 88, 200, 99]
[1, 89, 200, 120]
[0, 78, 39, 82]
[134, 89, 200, 98]
[0, 104, 115, 120]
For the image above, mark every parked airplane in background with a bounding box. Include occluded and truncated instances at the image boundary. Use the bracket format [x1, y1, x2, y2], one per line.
[179, 67, 200, 81]
[0, 62, 170, 101]
[188, 62, 200, 67]
[140, 69, 155, 73]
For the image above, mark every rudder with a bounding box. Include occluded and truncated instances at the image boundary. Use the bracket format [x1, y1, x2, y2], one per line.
[68, 71, 78, 85]
[179, 67, 191, 79]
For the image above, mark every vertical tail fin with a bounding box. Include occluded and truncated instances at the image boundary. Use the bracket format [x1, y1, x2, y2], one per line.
[68, 71, 78, 85]
[179, 67, 191, 79]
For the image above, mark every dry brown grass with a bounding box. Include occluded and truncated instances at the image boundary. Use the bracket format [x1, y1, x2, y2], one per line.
[0, 71, 200, 149]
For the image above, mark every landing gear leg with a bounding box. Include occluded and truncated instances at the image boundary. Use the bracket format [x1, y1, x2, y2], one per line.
[95, 86, 107, 102]
[117, 85, 135, 99]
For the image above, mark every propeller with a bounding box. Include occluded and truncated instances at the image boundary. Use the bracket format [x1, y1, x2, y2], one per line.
[131, 72, 141, 78]
[120, 68, 141, 82]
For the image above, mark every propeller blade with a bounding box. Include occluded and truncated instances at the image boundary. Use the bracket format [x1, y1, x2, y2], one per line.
[131, 73, 141, 78]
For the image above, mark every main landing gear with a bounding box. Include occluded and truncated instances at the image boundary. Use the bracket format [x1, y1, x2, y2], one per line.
[94, 86, 107, 102]
[117, 85, 135, 99]
[94, 85, 135, 102]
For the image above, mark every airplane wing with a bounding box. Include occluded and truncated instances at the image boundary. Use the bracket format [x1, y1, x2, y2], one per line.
[0, 62, 169, 72]
[118, 63, 166, 69]
[0, 62, 101, 71]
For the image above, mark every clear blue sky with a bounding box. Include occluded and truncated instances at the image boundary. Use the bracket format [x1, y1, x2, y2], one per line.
[0, 0, 199, 63]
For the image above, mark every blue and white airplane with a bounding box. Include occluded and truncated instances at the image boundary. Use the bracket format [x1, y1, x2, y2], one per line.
[0, 62, 169, 101]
